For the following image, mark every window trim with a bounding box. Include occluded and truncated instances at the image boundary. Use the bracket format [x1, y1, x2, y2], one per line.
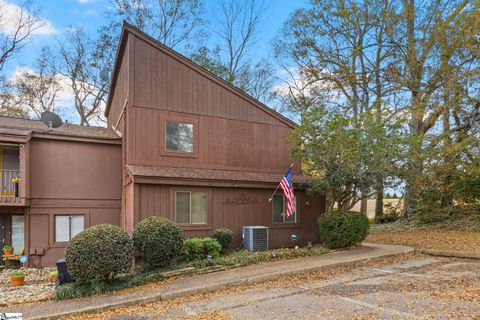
[165, 121, 194, 153]
[271, 194, 297, 224]
[161, 116, 199, 159]
[175, 191, 208, 225]
[170, 187, 212, 231]
[53, 214, 85, 244]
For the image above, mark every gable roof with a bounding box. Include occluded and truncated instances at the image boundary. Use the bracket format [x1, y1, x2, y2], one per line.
[105, 22, 297, 129]
[0, 116, 120, 140]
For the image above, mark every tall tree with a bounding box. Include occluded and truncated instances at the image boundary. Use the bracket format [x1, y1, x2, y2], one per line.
[275, 0, 404, 217]
[192, 0, 274, 103]
[11, 47, 62, 119]
[0, 0, 43, 71]
[54, 28, 112, 125]
[390, 0, 480, 217]
[110, 0, 204, 49]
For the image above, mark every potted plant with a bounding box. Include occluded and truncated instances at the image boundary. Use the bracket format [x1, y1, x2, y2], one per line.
[10, 270, 25, 287]
[3, 245, 14, 256]
[11, 176, 20, 197]
[50, 270, 58, 284]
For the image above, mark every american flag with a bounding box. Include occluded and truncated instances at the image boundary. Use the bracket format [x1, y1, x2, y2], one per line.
[280, 168, 296, 217]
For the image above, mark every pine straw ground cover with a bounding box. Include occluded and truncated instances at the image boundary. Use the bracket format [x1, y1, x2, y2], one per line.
[367, 229, 480, 251]
[63, 253, 422, 320]
[367, 218, 480, 252]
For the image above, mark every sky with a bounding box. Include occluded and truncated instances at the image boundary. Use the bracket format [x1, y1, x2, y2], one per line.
[2, 0, 308, 82]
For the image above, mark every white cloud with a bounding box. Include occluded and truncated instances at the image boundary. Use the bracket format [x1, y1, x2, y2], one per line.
[10, 66, 74, 109]
[84, 9, 97, 15]
[9, 66, 106, 126]
[0, 0, 58, 36]
[78, 0, 95, 3]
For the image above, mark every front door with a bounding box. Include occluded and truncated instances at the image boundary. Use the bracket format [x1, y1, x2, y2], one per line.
[0, 215, 5, 267]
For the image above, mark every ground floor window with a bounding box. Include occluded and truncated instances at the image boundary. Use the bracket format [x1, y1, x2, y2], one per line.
[175, 191, 207, 224]
[272, 194, 297, 223]
[11, 215, 24, 254]
[55, 215, 84, 242]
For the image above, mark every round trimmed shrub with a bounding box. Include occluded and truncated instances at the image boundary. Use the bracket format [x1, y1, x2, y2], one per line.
[184, 237, 221, 261]
[65, 224, 134, 284]
[213, 228, 233, 253]
[133, 216, 183, 267]
[318, 211, 369, 249]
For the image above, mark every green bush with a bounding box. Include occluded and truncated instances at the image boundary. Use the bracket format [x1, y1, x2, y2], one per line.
[133, 216, 184, 267]
[184, 237, 221, 261]
[65, 224, 134, 284]
[213, 228, 233, 253]
[318, 211, 369, 249]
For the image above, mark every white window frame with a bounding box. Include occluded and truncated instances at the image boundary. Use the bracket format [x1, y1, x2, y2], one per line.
[165, 121, 194, 153]
[272, 194, 297, 223]
[175, 191, 207, 225]
[55, 215, 84, 242]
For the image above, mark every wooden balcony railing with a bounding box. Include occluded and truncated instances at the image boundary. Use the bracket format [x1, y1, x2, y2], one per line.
[1, 169, 21, 202]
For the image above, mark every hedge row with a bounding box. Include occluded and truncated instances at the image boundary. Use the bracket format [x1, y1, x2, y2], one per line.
[65, 218, 233, 284]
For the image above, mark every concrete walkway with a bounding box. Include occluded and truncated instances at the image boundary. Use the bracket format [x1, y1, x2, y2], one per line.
[1, 243, 413, 320]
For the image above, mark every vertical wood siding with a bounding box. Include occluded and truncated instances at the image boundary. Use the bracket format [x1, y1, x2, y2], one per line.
[127, 107, 294, 172]
[107, 37, 130, 132]
[131, 37, 286, 126]
[135, 184, 324, 248]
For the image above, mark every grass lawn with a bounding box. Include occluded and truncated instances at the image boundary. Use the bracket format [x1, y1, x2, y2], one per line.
[367, 218, 480, 251]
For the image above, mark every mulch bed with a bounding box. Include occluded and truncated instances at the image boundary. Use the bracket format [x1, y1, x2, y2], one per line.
[367, 229, 480, 252]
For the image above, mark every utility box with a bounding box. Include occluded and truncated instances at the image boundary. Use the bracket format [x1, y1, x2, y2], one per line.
[243, 226, 268, 252]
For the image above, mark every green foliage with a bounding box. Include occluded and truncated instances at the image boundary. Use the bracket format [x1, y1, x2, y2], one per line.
[133, 216, 184, 267]
[65, 224, 134, 284]
[375, 202, 401, 223]
[213, 228, 234, 253]
[290, 108, 407, 211]
[188, 246, 329, 269]
[11, 271, 24, 277]
[3, 245, 13, 251]
[318, 211, 369, 248]
[55, 272, 165, 300]
[184, 237, 221, 261]
[453, 168, 480, 204]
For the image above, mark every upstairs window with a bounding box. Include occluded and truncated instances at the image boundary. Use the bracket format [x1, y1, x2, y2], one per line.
[272, 194, 297, 223]
[166, 121, 193, 152]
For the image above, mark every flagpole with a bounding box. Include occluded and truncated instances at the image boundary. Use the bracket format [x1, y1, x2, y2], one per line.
[268, 163, 294, 202]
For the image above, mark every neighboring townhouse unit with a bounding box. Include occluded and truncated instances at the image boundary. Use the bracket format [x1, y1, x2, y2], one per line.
[0, 117, 122, 267]
[0, 23, 325, 267]
[106, 23, 325, 249]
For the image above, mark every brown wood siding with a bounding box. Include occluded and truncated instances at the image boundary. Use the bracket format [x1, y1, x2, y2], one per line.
[107, 37, 130, 132]
[30, 139, 122, 200]
[131, 35, 287, 127]
[135, 184, 324, 248]
[126, 107, 294, 173]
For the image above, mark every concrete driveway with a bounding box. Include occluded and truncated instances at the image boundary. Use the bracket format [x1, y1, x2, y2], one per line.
[111, 256, 480, 320]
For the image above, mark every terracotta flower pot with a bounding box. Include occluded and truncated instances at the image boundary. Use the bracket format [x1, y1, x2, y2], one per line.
[3, 249, 13, 256]
[50, 275, 57, 284]
[11, 276, 25, 287]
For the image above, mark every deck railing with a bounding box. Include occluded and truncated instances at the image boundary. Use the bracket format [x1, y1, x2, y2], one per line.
[1, 169, 20, 197]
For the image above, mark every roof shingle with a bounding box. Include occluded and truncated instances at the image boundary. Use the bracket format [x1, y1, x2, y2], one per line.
[0, 116, 119, 140]
[127, 164, 311, 185]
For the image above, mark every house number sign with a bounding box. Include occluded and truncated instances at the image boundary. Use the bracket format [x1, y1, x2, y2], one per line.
[222, 193, 259, 205]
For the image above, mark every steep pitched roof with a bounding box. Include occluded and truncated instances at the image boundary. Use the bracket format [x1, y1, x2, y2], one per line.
[105, 22, 297, 128]
[0, 116, 120, 140]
